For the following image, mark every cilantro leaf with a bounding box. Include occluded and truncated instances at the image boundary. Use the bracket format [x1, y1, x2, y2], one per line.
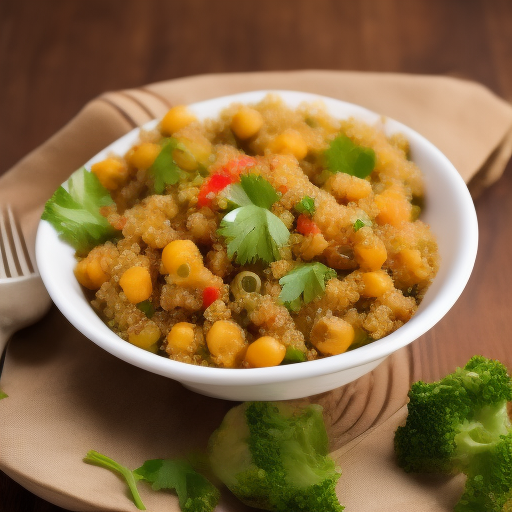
[353, 219, 366, 232]
[324, 134, 375, 179]
[149, 138, 181, 193]
[42, 167, 119, 256]
[0, 389, 7, 400]
[220, 183, 253, 209]
[295, 195, 316, 216]
[134, 459, 219, 512]
[240, 174, 279, 209]
[218, 205, 290, 264]
[279, 262, 337, 310]
[221, 174, 280, 210]
[84, 450, 146, 510]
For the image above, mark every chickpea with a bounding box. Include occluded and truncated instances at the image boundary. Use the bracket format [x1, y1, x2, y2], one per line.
[310, 316, 355, 356]
[128, 143, 161, 170]
[231, 107, 264, 139]
[119, 266, 153, 304]
[244, 336, 286, 368]
[160, 105, 197, 136]
[91, 158, 129, 190]
[128, 322, 161, 353]
[166, 322, 196, 356]
[361, 271, 394, 297]
[269, 129, 308, 160]
[206, 320, 246, 368]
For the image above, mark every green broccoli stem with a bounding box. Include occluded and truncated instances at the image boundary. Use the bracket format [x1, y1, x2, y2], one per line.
[83, 450, 146, 510]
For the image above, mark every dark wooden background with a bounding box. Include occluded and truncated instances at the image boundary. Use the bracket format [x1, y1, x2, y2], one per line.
[1, 0, 512, 510]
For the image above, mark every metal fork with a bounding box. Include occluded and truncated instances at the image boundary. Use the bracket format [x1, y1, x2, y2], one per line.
[0, 205, 52, 378]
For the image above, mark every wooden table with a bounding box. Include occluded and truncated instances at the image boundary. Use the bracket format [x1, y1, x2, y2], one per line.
[1, 0, 512, 510]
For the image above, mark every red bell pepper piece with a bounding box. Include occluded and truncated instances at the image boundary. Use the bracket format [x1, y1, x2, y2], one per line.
[296, 214, 321, 235]
[202, 286, 220, 308]
[197, 156, 258, 208]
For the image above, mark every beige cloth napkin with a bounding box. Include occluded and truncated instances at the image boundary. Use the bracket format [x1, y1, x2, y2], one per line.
[1, 70, 512, 512]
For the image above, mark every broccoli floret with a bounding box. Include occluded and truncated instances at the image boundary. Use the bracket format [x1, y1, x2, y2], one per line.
[455, 432, 512, 512]
[394, 356, 512, 474]
[208, 401, 344, 512]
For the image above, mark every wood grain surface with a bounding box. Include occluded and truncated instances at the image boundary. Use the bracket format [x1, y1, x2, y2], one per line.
[1, 0, 512, 510]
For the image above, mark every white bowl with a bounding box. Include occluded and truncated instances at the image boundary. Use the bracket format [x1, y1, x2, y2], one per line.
[36, 90, 478, 401]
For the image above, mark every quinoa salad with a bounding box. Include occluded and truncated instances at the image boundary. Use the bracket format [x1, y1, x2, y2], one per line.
[43, 94, 439, 369]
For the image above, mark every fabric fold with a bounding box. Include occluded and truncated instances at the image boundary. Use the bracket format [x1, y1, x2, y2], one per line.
[1, 70, 511, 512]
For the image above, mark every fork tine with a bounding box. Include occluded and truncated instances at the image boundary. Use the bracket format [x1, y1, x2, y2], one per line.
[0, 209, 7, 279]
[7, 206, 33, 276]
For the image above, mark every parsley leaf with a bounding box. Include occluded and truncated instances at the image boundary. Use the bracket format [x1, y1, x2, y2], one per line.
[218, 205, 290, 264]
[42, 167, 119, 256]
[134, 459, 219, 512]
[279, 262, 337, 310]
[149, 138, 181, 193]
[221, 174, 279, 210]
[324, 134, 376, 179]
[353, 219, 366, 232]
[295, 195, 316, 216]
[84, 450, 146, 510]
[0, 389, 7, 400]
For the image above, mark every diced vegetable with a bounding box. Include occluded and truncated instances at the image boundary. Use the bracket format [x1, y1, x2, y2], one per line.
[296, 214, 321, 235]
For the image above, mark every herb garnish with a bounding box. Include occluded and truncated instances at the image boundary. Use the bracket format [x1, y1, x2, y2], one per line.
[324, 134, 376, 179]
[149, 138, 181, 193]
[218, 174, 290, 264]
[42, 167, 119, 256]
[279, 262, 337, 311]
[295, 195, 316, 216]
[134, 459, 220, 512]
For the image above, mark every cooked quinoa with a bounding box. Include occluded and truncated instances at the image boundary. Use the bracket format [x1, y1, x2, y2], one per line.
[71, 94, 439, 368]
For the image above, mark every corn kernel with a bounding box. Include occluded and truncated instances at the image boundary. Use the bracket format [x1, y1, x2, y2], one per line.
[166, 322, 196, 356]
[361, 271, 394, 297]
[300, 233, 329, 260]
[375, 186, 412, 226]
[119, 266, 153, 304]
[128, 143, 161, 170]
[129, 322, 161, 353]
[399, 249, 430, 280]
[244, 336, 286, 368]
[172, 137, 212, 171]
[91, 158, 129, 190]
[231, 107, 264, 139]
[269, 129, 308, 160]
[161, 239, 209, 287]
[310, 317, 355, 356]
[354, 238, 387, 271]
[161, 105, 197, 136]
[74, 259, 95, 290]
[206, 320, 246, 368]
[74, 255, 109, 290]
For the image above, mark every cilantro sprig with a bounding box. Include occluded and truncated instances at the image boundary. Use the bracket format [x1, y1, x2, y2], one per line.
[84, 451, 219, 512]
[324, 134, 376, 179]
[0, 389, 7, 400]
[279, 262, 337, 311]
[135, 459, 220, 512]
[149, 137, 181, 193]
[218, 174, 290, 264]
[84, 450, 146, 510]
[42, 167, 119, 256]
